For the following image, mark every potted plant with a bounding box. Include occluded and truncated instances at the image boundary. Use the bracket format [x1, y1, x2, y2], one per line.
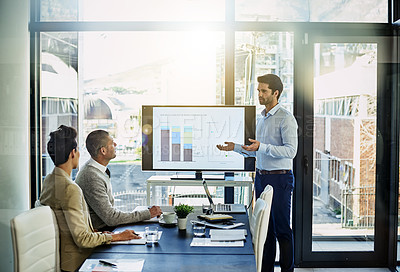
[174, 203, 194, 230]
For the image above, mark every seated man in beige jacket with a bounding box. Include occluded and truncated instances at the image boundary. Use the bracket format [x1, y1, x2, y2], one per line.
[40, 125, 140, 272]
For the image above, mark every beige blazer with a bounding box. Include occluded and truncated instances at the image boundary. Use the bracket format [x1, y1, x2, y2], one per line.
[40, 167, 112, 272]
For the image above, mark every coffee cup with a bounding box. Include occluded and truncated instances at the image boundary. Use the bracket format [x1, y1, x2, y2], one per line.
[162, 212, 176, 224]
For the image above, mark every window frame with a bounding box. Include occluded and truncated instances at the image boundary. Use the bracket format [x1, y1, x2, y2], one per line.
[29, 0, 399, 269]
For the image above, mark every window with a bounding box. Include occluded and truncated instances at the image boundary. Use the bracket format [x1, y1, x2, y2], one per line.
[235, 0, 388, 23]
[40, 0, 225, 22]
[312, 42, 377, 251]
[40, 30, 225, 208]
[40, 0, 78, 21]
[32, 3, 399, 268]
[235, 32, 294, 114]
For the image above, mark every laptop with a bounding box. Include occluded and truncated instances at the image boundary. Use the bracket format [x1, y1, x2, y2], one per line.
[202, 179, 247, 214]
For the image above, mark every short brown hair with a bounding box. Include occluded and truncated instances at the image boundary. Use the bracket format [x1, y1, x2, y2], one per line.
[257, 74, 283, 100]
[86, 130, 110, 158]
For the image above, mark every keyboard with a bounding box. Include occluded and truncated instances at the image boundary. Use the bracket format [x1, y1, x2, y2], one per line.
[215, 203, 232, 212]
[213, 203, 247, 214]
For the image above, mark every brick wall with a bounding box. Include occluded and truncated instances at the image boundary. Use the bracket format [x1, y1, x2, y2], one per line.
[314, 116, 377, 227]
[313, 117, 325, 152]
[330, 118, 354, 159]
[359, 119, 376, 220]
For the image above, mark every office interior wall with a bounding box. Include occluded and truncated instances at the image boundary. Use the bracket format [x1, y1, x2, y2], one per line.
[0, 0, 30, 270]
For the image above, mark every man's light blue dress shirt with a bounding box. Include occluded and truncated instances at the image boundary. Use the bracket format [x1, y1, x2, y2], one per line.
[234, 103, 298, 171]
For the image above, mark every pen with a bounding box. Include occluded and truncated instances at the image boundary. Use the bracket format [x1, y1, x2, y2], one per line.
[99, 260, 117, 267]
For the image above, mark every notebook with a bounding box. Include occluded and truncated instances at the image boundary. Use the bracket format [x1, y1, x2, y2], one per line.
[202, 179, 246, 214]
[197, 214, 233, 222]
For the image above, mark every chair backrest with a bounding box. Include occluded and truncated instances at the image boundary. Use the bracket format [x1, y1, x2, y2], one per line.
[249, 198, 266, 244]
[250, 185, 273, 272]
[260, 184, 273, 204]
[10, 206, 60, 272]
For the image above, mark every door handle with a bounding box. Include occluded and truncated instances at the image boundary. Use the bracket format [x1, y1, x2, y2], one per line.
[303, 155, 309, 175]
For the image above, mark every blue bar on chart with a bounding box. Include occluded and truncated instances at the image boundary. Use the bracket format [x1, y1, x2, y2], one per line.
[161, 126, 170, 161]
[183, 126, 193, 161]
[171, 126, 181, 161]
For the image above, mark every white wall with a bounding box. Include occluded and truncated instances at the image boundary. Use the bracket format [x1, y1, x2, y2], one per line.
[0, 0, 30, 270]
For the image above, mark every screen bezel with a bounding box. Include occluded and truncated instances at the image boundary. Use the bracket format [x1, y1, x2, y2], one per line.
[141, 105, 256, 172]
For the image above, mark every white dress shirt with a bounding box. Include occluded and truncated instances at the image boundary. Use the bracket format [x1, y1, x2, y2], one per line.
[234, 103, 298, 171]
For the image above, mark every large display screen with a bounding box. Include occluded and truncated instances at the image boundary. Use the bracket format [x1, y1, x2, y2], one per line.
[141, 105, 256, 172]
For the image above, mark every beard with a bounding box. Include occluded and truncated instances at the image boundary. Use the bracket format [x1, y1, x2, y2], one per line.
[259, 96, 273, 106]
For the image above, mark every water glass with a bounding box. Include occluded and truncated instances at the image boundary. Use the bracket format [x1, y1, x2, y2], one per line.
[192, 224, 206, 237]
[145, 226, 159, 244]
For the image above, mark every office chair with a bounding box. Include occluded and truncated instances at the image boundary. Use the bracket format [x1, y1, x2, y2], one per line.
[250, 185, 273, 272]
[10, 206, 60, 272]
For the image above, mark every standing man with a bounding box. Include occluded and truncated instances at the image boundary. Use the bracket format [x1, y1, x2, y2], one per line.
[217, 74, 298, 272]
[76, 130, 162, 231]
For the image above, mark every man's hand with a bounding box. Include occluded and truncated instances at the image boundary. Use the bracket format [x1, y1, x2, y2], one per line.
[111, 229, 141, 241]
[241, 138, 260, 152]
[216, 142, 235, 151]
[149, 205, 162, 218]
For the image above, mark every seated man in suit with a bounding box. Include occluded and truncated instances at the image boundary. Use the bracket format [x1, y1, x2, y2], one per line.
[76, 129, 162, 231]
[40, 125, 139, 272]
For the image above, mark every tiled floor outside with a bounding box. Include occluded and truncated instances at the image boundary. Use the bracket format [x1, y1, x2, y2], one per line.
[275, 269, 391, 272]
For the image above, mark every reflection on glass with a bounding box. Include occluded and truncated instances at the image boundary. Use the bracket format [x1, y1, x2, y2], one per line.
[40, 32, 78, 178]
[235, 32, 294, 114]
[235, 0, 387, 23]
[79, 31, 224, 208]
[398, 151, 400, 260]
[312, 43, 377, 251]
[40, 0, 78, 21]
[80, 0, 224, 21]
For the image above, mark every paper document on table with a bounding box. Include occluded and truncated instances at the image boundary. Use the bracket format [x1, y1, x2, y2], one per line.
[79, 259, 144, 272]
[142, 216, 159, 223]
[209, 229, 247, 241]
[110, 231, 162, 245]
[133, 206, 159, 222]
[209, 229, 247, 236]
[190, 238, 244, 247]
[190, 220, 245, 229]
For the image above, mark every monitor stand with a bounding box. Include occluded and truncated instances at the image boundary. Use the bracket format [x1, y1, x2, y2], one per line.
[170, 171, 228, 180]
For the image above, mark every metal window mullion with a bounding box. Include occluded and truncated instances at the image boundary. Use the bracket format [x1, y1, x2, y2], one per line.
[29, 21, 227, 32]
[224, 0, 235, 106]
[30, 29, 42, 207]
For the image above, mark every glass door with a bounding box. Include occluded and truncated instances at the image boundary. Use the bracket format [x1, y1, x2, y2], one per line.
[312, 42, 377, 252]
[296, 35, 394, 267]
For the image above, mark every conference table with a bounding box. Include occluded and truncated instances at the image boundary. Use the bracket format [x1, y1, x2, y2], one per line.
[84, 206, 256, 271]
